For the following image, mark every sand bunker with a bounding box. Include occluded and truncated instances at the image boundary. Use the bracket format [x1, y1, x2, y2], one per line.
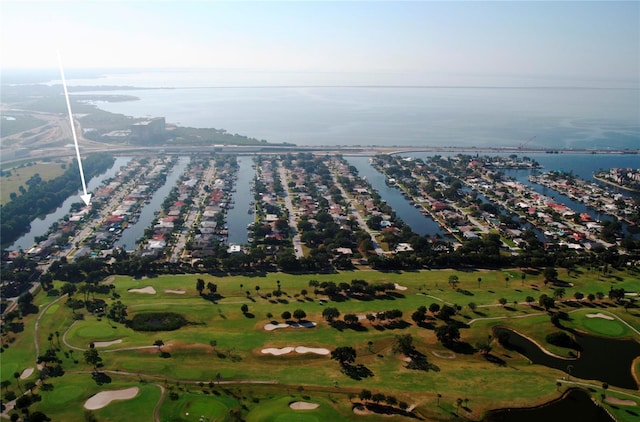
[295, 346, 330, 355]
[261, 346, 330, 356]
[93, 339, 123, 348]
[432, 350, 456, 359]
[605, 397, 637, 406]
[164, 289, 185, 294]
[84, 387, 139, 410]
[586, 313, 615, 320]
[20, 368, 34, 380]
[128, 286, 156, 294]
[290, 401, 320, 410]
[262, 347, 294, 355]
[264, 321, 317, 331]
[394, 283, 408, 291]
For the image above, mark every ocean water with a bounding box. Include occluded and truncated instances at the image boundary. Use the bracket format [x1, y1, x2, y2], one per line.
[65, 70, 639, 150]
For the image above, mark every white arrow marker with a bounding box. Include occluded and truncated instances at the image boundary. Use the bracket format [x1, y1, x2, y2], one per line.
[58, 52, 91, 206]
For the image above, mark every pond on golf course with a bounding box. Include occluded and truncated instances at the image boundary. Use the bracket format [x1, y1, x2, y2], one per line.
[484, 388, 614, 422]
[492, 326, 640, 390]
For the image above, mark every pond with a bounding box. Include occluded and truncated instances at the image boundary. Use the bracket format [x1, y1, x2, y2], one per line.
[484, 388, 614, 422]
[493, 326, 640, 390]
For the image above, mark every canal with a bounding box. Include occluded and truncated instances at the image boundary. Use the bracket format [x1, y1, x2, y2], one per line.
[11, 157, 132, 251]
[116, 156, 189, 250]
[227, 156, 256, 245]
[346, 156, 445, 237]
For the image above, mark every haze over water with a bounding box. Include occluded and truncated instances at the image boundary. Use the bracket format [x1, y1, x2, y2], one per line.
[70, 70, 639, 150]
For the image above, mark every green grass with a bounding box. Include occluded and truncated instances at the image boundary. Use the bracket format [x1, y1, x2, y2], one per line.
[161, 391, 238, 422]
[563, 309, 634, 338]
[245, 396, 346, 422]
[3, 267, 639, 421]
[0, 160, 69, 204]
[94, 384, 160, 422]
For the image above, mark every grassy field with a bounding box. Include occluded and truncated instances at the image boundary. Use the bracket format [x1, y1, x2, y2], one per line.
[0, 159, 70, 205]
[2, 267, 639, 421]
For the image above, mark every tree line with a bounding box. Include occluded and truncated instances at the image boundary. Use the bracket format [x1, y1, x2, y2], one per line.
[1, 154, 115, 248]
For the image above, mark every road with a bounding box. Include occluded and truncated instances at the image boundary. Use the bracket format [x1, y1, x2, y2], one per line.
[277, 162, 304, 258]
[169, 160, 217, 263]
[329, 169, 384, 255]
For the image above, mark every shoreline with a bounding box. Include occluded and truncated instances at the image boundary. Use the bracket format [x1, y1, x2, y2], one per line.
[592, 174, 640, 193]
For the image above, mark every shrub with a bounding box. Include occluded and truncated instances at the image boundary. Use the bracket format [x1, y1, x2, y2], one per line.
[546, 331, 578, 349]
[129, 312, 188, 331]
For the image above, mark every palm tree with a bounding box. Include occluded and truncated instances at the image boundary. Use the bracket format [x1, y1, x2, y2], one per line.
[602, 382, 609, 398]
[477, 277, 482, 288]
[436, 393, 442, 406]
[13, 371, 22, 393]
[456, 398, 463, 414]
[196, 278, 205, 295]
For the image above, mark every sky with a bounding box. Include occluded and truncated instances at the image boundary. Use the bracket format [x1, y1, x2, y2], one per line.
[1, 1, 638, 86]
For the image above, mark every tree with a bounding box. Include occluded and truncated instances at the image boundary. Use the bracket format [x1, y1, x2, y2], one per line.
[331, 346, 356, 366]
[392, 334, 414, 356]
[154, 339, 164, 350]
[60, 282, 77, 296]
[107, 301, 127, 323]
[17, 291, 34, 315]
[475, 340, 492, 356]
[344, 313, 359, 325]
[371, 393, 386, 404]
[448, 275, 459, 289]
[499, 298, 508, 307]
[468, 302, 477, 312]
[544, 267, 558, 283]
[359, 389, 372, 402]
[539, 294, 554, 311]
[207, 282, 217, 295]
[322, 307, 340, 323]
[196, 278, 205, 295]
[435, 324, 460, 346]
[292, 309, 306, 321]
[366, 313, 376, 324]
[240, 304, 249, 314]
[13, 372, 21, 393]
[83, 348, 102, 372]
[553, 288, 566, 300]
[428, 303, 441, 315]
[438, 304, 456, 321]
[411, 309, 427, 324]
[281, 311, 291, 320]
